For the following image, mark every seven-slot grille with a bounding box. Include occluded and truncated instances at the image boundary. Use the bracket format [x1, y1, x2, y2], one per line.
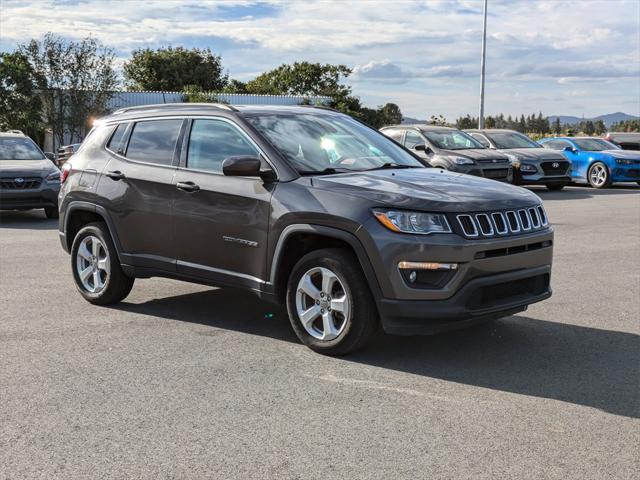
[0, 177, 42, 190]
[456, 205, 548, 239]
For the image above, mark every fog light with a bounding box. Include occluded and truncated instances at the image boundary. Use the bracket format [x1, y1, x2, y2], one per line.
[398, 261, 458, 271]
[409, 271, 417, 283]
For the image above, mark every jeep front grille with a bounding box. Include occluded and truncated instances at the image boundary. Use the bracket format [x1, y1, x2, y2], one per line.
[456, 205, 548, 239]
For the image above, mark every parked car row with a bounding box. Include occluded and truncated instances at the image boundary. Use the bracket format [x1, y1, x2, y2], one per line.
[380, 126, 640, 189]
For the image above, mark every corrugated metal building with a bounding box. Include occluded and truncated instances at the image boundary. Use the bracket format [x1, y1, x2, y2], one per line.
[44, 91, 332, 150]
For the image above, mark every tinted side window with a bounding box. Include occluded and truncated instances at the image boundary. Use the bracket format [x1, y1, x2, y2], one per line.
[545, 140, 568, 150]
[126, 119, 183, 165]
[106, 123, 128, 154]
[470, 133, 490, 147]
[187, 119, 259, 173]
[404, 131, 423, 148]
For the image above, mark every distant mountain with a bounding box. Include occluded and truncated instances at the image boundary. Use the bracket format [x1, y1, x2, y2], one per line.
[402, 116, 426, 125]
[548, 112, 639, 127]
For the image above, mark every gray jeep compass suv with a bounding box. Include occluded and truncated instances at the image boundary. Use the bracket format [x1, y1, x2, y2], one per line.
[58, 104, 553, 355]
[0, 131, 61, 218]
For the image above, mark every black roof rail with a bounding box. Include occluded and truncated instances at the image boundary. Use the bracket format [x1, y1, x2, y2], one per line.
[299, 104, 339, 113]
[112, 102, 238, 115]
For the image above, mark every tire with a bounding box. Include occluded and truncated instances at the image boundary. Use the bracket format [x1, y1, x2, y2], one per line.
[286, 248, 378, 355]
[587, 162, 611, 188]
[545, 183, 566, 191]
[70, 222, 134, 305]
[44, 206, 59, 219]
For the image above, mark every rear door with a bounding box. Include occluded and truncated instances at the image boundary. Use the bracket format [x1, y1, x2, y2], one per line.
[98, 118, 185, 271]
[173, 117, 274, 291]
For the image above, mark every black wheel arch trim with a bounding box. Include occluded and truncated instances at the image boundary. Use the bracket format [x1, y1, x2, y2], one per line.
[269, 223, 384, 300]
[62, 201, 124, 262]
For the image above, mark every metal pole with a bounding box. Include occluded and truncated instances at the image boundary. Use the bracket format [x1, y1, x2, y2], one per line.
[478, 0, 488, 129]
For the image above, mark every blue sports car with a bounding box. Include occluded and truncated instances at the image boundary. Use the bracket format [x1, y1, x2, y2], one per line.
[540, 137, 640, 188]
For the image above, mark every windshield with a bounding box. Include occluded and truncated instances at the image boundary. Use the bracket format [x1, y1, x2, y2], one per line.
[573, 138, 620, 151]
[486, 132, 541, 149]
[246, 114, 425, 173]
[423, 130, 485, 150]
[0, 137, 45, 160]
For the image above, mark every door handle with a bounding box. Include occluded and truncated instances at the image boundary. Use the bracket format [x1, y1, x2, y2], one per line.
[176, 181, 200, 193]
[105, 170, 125, 180]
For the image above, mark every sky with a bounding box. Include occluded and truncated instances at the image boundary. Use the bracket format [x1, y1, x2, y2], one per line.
[1, 0, 639, 120]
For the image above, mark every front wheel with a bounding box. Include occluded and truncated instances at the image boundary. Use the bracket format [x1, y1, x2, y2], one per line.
[588, 162, 611, 188]
[546, 183, 567, 191]
[70, 222, 134, 305]
[286, 248, 378, 355]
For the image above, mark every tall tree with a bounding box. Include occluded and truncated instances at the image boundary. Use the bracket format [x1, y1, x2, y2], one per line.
[123, 47, 228, 91]
[0, 52, 43, 142]
[553, 117, 562, 134]
[19, 33, 118, 147]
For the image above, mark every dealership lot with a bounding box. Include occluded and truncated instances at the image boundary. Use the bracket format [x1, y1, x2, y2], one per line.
[1, 186, 638, 479]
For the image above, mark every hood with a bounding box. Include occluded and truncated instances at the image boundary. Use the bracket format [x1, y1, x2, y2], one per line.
[437, 148, 508, 161]
[601, 149, 640, 160]
[311, 168, 540, 212]
[0, 159, 57, 176]
[498, 148, 565, 161]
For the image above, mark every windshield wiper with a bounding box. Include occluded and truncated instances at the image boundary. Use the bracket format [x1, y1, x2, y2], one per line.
[366, 162, 423, 171]
[298, 167, 353, 176]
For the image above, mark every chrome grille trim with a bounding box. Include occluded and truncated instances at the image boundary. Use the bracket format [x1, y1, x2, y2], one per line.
[505, 211, 521, 233]
[537, 205, 548, 226]
[528, 207, 541, 228]
[456, 214, 479, 237]
[475, 214, 494, 236]
[518, 209, 532, 231]
[491, 212, 508, 235]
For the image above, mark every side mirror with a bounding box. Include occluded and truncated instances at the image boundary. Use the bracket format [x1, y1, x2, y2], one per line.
[222, 155, 275, 181]
[44, 152, 56, 162]
[414, 143, 432, 154]
[563, 146, 576, 153]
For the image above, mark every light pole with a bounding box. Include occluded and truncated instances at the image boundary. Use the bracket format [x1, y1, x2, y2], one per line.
[478, 0, 488, 129]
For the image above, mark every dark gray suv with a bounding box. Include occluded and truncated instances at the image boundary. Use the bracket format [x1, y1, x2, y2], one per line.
[0, 131, 61, 218]
[380, 125, 513, 182]
[58, 104, 553, 355]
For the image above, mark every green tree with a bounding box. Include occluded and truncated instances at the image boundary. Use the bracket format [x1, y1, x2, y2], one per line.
[0, 51, 43, 142]
[222, 79, 248, 94]
[378, 103, 402, 125]
[594, 120, 606, 135]
[583, 120, 595, 135]
[553, 117, 562, 134]
[123, 47, 227, 92]
[484, 116, 496, 129]
[20, 33, 118, 147]
[456, 114, 477, 129]
[428, 114, 448, 126]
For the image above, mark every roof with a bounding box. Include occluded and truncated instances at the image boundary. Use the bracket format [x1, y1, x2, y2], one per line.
[101, 103, 341, 123]
[382, 124, 458, 132]
[0, 131, 27, 138]
[464, 129, 519, 134]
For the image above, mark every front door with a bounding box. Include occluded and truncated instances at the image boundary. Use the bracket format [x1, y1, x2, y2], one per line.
[173, 118, 274, 291]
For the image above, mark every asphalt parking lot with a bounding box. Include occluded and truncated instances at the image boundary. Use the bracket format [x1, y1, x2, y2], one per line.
[1, 185, 639, 480]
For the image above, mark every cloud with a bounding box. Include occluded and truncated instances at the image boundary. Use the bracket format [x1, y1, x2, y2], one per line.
[0, 0, 638, 118]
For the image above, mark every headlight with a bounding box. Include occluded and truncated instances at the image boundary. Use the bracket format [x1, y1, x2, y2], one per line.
[615, 158, 634, 165]
[520, 163, 537, 173]
[46, 170, 61, 183]
[449, 156, 474, 165]
[373, 209, 452, 235]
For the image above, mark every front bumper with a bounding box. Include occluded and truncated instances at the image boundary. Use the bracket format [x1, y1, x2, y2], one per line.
[0, 185, 59, 209]
[514, 162, 571, 185]
[611, 165, 640, 182]
[357, 218, 554, 335]
[453, 164, 513, 182]
[378, 265, 551, 335]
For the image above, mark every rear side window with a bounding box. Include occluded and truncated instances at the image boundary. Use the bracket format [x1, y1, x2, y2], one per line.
[106, 123, 128, 154]
[187, 119, 259, 173]
[126, 119, 183, 165]
[383, 129, 403, 142]
[544, 140, 569, 150]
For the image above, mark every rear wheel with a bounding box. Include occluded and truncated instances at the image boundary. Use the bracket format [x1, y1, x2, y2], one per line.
[545, 183, 567, 191]
[44, 206, 59, 219]
[286, 248, 378, 355]
[588, 162, 611, 188]
[71, 222, 134, 305]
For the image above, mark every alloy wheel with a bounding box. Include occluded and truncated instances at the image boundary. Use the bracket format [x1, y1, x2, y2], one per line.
[295, 267, 350, 341]
[589, 164, 608, 187]
[76, 235, 110, 293]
